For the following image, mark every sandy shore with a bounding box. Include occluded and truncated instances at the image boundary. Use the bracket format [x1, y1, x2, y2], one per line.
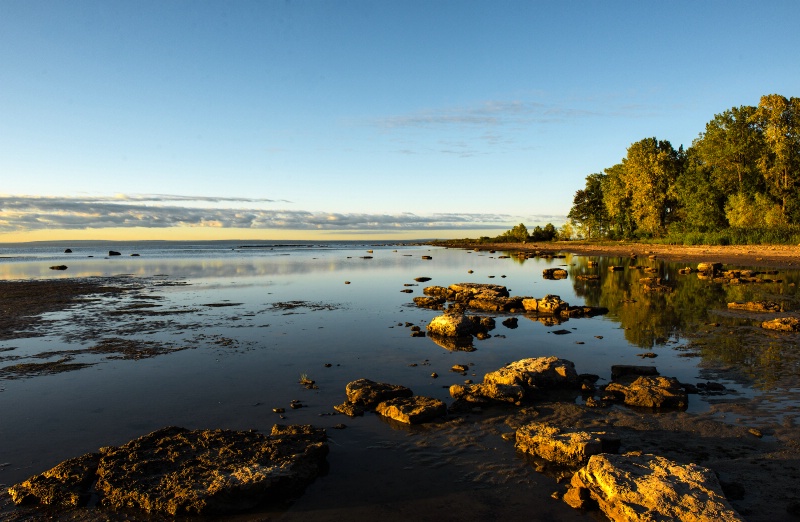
[437, 241, 800, 270]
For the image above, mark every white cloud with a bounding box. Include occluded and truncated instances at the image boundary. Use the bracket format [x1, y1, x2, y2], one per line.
[0, 195, 564, 232]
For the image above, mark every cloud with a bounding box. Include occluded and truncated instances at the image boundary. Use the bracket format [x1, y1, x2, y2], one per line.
[0, 195, 559, 232]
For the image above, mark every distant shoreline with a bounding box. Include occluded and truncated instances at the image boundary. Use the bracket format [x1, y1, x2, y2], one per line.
[429, 240, 800, 270]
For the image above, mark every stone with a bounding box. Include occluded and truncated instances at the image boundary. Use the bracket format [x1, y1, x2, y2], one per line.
[566, 453, 745, 521]
[448, 282, 510, 299]
[11, 425, 328, 516]
[412, 296, 446, 309]
[108, 251, 121, 256]
[610, 364, 659, 380]
[697, 261, 723, 273]
[542, 268, 568, 279]
[449, 382, 525, 404]
[604, 375, 688, 410]
[483, 357, 580, 393]
[49, 265, 68, 270]
[414, 277, 432, 282]
[515, 422, 620, 468]
[502, 317, 518, 329]
[762, 317, 800, 332]
[426, 310, 477, 338]
[728, 301, 783, 312]
[426, 333, 476, 352]
[8, 452, 100, 507]
[344, 378, 413, 408]
[535, 295, 569, 314]
[375, 396, 447, 424]
[64, 248, 73, 253]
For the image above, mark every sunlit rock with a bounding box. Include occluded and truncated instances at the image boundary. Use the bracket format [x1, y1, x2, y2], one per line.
[343, 378, 413, 408]
[449, 382, 525, 404]
[375, 396, 446, 424]
[515, 422, 620, 468]
[728, 301, 783, 312]
[483, 356, 580, 393]
[565, 453, 745, 521]
[762, 317, 800, 332]
[604, 375, 688, 410]
[542, 268, 568, 279]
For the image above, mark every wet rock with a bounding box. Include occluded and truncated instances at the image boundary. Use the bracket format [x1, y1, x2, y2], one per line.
[451, 364, 469, 372]
[610, 364, 659, 380]
[467, 296, 523, 312]
[412, 296, 446, 310]
[483, 356, 580, 394]
[542, 268, 568, 280]
[522, 294, 568, 314]
[697, 261, 723, 273]
[49, 265, 68, 270]
[108, 251, 121, 256]
[761, 317, 800, 332]
[426, 310, 477, 337]
[11, 426, 328, 517]
[414, 277, 432, 282]
[448, 282, 510, 299]
[343, 378, 413, 409]
[576, 274, 599, 281]
[64, 248, 73, 253]
[565, 453, 745, 521]
[502, 317, 518, 329]
[426, 333, 476, 352]
[604, 375, 688, 410]
[515, 422, 620, 468]
[608, 265, 624, 271]
[375, 396, 447, 424]
[449, 382, 525, 405]
[728, 301, 783, 312]
[8, 452, 100, 507]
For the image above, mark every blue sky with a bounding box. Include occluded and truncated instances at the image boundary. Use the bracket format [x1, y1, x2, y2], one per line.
[1, 0, 798, 241]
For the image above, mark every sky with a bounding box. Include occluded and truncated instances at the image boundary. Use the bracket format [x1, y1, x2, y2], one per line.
[1, 0, 799, 242]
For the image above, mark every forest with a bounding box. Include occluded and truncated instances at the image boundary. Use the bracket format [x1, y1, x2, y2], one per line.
[566, 94, 800, 244]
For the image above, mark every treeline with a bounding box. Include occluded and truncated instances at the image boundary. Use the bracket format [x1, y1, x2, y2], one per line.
[568, 94, 800, 244]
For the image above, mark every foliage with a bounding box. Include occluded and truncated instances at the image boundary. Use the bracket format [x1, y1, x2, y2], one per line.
[568, 92, 800, 244]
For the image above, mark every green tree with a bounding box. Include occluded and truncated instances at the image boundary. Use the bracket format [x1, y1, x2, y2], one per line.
[620, 138, 683, 236]
[692, 105, 764, 196]
[671, 148, 727, 231]
[602, 163, 636, 238]
[497, 223, 529, 242]
[752, 94, 800, 220]
[568, 173, 608, 238]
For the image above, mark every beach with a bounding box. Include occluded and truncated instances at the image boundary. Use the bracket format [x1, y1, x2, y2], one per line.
[1, 241, 799, 520]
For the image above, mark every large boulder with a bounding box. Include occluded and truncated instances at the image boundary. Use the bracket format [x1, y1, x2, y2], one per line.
[515, 422, 620, 468]
[604, 375, 688, 410]
[449, 382, 525, 405]
[564, 453, 745, 521]
[10, 425, 329, 516]
[375, 396, 447, 424]
[483, 357, 580, 392]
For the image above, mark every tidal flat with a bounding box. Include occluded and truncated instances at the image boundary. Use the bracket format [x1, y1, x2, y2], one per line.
[1, 242, 799, 520]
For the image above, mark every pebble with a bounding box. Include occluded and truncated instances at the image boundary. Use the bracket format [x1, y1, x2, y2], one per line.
[431, 372, 438, 378]
[273, 408, 285, 413]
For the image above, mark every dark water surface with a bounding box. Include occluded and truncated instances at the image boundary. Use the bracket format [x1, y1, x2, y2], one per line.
[1, 241, 798, 520]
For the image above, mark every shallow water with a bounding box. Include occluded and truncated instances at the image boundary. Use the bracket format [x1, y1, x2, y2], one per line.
[1, 241, 799, 519]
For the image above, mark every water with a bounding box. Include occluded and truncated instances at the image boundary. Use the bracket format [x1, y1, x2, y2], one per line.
[1, 240, 799, 520]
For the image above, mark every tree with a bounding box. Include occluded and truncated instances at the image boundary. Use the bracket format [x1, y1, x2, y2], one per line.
[602, 163, 636, 238]
[497, 223, 529, 242]
[619, 138, 683, 236]
[568, 173, 608, 238]
[671, 148, 727, 231]
[692, 105, 764, 196]
[752, 94, 800, 219]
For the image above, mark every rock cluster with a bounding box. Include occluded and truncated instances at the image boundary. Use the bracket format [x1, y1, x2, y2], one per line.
[9, 425, 329, 517]
[335, 378, 446, 425]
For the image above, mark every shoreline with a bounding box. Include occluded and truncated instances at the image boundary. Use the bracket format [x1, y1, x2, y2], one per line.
[432, 240, 800, 270]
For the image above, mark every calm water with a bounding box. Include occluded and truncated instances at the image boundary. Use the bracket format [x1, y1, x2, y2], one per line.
[1, 240, 798, 520]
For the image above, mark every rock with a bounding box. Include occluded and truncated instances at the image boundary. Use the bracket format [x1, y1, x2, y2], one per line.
[375, 396, 447, 424]
[565, 453, 745, 521]
[49, 265, 68, 270]
[426, 333, 476, 352]
[762, 317, 800, 332]
[449, 382, 525, 404]
[483, 356, 580, 393]
[427, 312, 475, 338]
[343, 378, 413, 408]
[610, 364, 659, 380]
[11, 425, 328, 516]
[697, 261, 723, 273]
[542, 268, 568, 279]
[523, 294, 569, 314]
[502, 317, 518, 329]
[412, 296, 446, 310]
[467, 296, 523, 312]
[451, 364, 469, 372]
[604, 375, 688, 410]
[449, 282, 510, 299]
[414, 277, 432, 282]
[8, 452, 100, 507]
[108, 251, 121, 256]
[576, 274, 599, 281]
[515, 422, 620, 468]
[608, 265, 624, 271]
[64, 248, 73, 253]
[728, 301, 783, 312]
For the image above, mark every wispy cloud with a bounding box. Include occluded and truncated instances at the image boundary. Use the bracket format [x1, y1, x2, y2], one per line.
[0, 195, 556, 232]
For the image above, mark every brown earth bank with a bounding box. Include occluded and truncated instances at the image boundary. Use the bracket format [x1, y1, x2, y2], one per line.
[433, 241, 800, 270]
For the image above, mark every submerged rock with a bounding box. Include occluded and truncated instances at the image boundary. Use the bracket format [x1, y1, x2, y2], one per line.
[564, 453, 745, 521]
[10, 425, 329, 517]
[515, 422, 620, 468]
[375, 396, 447, 424]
